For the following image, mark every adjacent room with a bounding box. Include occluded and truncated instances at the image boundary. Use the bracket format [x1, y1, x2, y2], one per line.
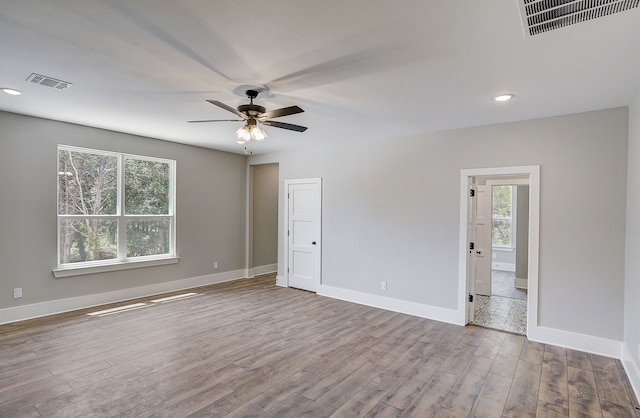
[1, 1, 640, 416]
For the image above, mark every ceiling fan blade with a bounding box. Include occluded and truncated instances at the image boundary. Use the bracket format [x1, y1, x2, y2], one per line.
[187, 119, 244, 123]
[206, 100, 247, 119]
[260, 105, 304, 120]
[262, 120, 308, 132]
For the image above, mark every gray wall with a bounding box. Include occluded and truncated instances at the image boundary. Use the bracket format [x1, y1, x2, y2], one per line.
[515, 185, 529, 280]
[250, 107, 628, 341]
[0, 111, 247, 308]
[251, 163, 278, 268]
[625, 95, 640, 370]
[0, 106, 631, 345]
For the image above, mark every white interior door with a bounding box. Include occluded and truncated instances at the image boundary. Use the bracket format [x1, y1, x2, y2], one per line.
[474, 185, 492, 296]
[286, 179, 321, 292]
[467, 179, 477, 322]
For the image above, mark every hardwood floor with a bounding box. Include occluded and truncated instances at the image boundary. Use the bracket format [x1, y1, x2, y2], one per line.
[0, 274, 638, 417]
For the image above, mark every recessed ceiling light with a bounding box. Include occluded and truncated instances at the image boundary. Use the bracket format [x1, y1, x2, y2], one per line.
[1, 88, 22, 96]
[492, 93, 515, 102]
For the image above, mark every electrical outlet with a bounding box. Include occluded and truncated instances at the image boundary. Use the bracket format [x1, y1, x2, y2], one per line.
[213, 261, 218, 269]
[381, 281, 387, 291]
[13, 288, 22, 299]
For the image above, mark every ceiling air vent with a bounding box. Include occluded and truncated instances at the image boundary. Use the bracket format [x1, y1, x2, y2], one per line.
[26, 73, 73, 90]
[518, 0, 640, 36]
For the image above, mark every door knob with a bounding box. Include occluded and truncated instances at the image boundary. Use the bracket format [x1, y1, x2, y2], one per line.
[312, 241, 317, 245]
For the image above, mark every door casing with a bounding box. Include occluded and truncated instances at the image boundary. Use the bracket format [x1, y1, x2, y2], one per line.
[459, 166, 540, 336]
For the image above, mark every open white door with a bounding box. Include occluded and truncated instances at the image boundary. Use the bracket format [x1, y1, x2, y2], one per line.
[474, 185, 492, 296]
[285, 178, 321, 292]
[467, 178, 477, 323]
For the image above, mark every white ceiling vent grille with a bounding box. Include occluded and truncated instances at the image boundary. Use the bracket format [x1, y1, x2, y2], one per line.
[519, 0, 640, 36]
[26, 73, 73, 90]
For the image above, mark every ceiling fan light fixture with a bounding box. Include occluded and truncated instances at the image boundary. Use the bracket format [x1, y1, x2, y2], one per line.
[192, 89, 306, 151]
[235, 121, 268, 143]
[250, 125, 268, 142]
[235, 125, 251, 144]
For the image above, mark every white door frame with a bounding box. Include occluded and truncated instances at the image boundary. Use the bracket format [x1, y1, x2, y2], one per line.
[458, 166, 540, 336]
[283, 178, 322, 290]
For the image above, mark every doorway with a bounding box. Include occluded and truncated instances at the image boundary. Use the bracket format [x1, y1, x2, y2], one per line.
[472, 180, 529, 334]
[459, 166, 540, 337]
[248, 163, 279, 277]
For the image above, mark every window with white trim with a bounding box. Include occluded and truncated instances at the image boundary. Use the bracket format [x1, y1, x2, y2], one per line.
[57, 145, 175, 268]
[492, 185, 514, 247]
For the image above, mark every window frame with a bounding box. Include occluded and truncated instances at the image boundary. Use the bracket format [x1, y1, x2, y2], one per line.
[491, 185, 516, 249]
[54, 145, 178, 277]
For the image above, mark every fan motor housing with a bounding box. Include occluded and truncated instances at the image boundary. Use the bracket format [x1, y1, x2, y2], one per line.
[238, 104, 265, 116]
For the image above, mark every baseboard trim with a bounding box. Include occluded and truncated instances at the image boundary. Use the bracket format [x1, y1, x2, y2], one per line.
[318, 285, 461, 326]
[248, 263, 277, 278]
[514, 277, 528, 289]
[317, 286, 623, 359]
[528, 325, 622, 359]
[492, 262, 515, 272]
[622, 343, 640, 403]
[0, 269, 248, 325]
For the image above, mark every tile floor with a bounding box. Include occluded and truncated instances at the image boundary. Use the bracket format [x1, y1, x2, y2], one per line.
[472, 270, 528, 334]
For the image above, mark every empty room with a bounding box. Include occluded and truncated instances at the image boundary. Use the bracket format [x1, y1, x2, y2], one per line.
[1, 1, 640, 417]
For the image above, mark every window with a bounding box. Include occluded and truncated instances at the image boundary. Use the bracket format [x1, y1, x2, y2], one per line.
[57, 145, 175, 270]
[492, 185, 514, 247]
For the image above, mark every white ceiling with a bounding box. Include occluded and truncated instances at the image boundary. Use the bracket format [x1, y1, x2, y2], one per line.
[1, 1, 640, 155]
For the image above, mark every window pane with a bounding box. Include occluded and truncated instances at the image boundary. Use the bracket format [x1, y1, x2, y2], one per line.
[492, 185, 512, 218]
[125, 159, 170, 215]
[59, 219, 117, 264]
[492, 219, 511, 246]
[126, 219, 171, 257]
[58, 150, 118, 215]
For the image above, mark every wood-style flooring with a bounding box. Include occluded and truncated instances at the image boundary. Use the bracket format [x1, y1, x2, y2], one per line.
[0, 274, 638, 417]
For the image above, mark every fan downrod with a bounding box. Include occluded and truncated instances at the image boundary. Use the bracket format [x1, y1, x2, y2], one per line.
[238, 90, 265, 115]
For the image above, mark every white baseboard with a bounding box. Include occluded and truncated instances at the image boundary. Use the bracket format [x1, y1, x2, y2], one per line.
[317, 286, 624, 361]
[514, 277, 528, 289]
[248, 263, 277, 278]
[0, 269, 248, 325]
[622, 343, 640, 403]
[318, 285, 461, 326]
[492, 262, 515, 272]
[527, 325, 622, 359]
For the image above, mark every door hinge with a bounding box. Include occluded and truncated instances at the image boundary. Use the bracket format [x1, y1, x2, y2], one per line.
[469, 242, 475, 250]
[468, 294, 474, 303]
[469, 189, 475, 197]
[287, 267, 290, 273]
[288, 192, 290, 199]
[287, 230, 290, 236]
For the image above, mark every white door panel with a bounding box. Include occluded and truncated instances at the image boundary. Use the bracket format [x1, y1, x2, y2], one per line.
[292, 219, 314, 245]
[475, 185, 492, 296]
[286, 179, 321, 292]
[467, 179, 477, 322]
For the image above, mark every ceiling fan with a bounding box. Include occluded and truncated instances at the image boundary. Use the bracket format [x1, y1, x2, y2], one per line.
[188, 89, 307, 144]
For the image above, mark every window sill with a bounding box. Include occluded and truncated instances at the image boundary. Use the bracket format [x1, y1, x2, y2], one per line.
[53, 256, 180, 278]
[492, 246, 514, 252]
